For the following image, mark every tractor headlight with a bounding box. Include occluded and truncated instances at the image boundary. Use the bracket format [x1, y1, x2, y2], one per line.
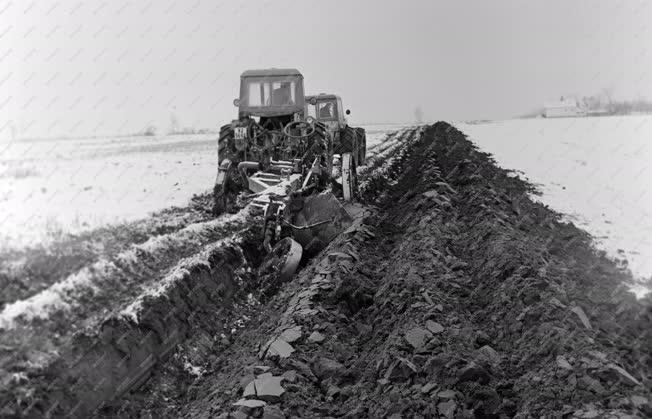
[306, 116, 315, 124]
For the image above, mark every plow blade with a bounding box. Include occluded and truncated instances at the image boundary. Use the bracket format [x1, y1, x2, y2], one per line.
[285, 192, 353, 258]
[258, 237, 303, 299]
[258, 192, 352, 298]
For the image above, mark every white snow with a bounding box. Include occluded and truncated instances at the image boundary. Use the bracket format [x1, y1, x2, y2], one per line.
[0, 134, 217, 250]
[359, 126, 423, 192]
[364, 123, 418, 151]
[119, 235, 238, 324]
[0, 210, 249, 330]
[455, 116, 652, 296]
[183, 360, 206, 378]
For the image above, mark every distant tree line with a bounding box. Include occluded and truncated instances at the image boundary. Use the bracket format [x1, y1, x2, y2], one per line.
[580, 90, 652, 115]
[603, 99, 652, 115]
[166, 113, 216, 135]
[520, 91, 652, 119]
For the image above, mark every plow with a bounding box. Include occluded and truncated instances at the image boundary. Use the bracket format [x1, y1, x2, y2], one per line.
[213, 68, 366, 281]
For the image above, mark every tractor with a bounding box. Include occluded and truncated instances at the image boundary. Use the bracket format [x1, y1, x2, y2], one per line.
[215, 68, 327, 215]
[305, 94, 367, 201]
[213, 69, 363, 284]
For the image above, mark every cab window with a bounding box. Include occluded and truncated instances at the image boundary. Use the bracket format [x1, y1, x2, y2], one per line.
[271, 82, 296, 106]
[317, 101, 337, 119]
[242, 78, 301, 107]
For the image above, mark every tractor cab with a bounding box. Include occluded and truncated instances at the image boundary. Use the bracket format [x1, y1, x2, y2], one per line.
[236, 69, 306, 122]
[305, 94, 349, 132]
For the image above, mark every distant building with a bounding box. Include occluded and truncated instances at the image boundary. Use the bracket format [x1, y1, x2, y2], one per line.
[544, 97, 586, 118]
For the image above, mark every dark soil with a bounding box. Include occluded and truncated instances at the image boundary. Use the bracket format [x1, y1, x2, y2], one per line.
[92, 123, 651, 418]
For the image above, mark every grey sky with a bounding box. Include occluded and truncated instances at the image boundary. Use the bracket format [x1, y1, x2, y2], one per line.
[2, 0, 651, 138]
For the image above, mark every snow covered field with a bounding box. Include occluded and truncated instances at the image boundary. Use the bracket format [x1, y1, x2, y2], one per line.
[456, 116, 652, 293]
[0, 134, 217, 249]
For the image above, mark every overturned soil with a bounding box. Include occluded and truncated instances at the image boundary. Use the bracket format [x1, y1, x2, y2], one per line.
[97, 123, 651, 418]
[0, 194, 215, 309]
[2, 122, 650, 418]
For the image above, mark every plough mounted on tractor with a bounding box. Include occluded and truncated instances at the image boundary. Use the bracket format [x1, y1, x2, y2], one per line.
[213, 68, 366, 282]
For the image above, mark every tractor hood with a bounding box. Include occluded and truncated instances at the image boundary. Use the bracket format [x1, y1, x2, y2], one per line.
[239, 105, 303, 118]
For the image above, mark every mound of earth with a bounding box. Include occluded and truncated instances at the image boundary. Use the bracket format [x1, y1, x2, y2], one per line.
[91, 122, 650, 418]
[0, 195, 260, 417]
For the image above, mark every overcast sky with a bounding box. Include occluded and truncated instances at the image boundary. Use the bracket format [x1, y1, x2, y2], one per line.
[1, 0, 651, 139]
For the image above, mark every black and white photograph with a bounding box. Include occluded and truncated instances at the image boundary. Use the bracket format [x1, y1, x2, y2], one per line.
[0, 1, 651, 417]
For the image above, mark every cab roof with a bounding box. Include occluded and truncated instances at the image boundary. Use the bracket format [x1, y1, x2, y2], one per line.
[241, 68, 303, 78]
[306, 93, 340, 101]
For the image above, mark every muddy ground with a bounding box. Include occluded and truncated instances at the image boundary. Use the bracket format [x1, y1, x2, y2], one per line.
[2, 123, 651, 418]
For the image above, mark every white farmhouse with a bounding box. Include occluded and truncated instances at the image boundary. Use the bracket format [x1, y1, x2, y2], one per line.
[544, 98, 586, 118]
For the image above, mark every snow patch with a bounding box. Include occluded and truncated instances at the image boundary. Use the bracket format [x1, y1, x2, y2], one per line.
[118, 236, 237, 323]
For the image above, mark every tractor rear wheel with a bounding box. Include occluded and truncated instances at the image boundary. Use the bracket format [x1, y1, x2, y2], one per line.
[336, 126, 359, 167]
[341, 152, 357, 201]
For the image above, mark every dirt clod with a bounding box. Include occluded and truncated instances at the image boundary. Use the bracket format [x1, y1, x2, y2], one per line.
[420, 382, 438, 394]
[458, 362, 491, 384]
[307, 331, 326, 343]
[312, 357, 346, 381]
[425, 320, 444, 334]
[556, 355, 574, 370]
[476, 345, 501, 365]
[279, 326, 302, 343]
[404, 327, 433, 350]
[437, 400, 457, 418]
[571, 305, 593, 330]
[264, 338, 295, 359]
[243, 375, 285, 402]
[437, 389, 457, 399]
